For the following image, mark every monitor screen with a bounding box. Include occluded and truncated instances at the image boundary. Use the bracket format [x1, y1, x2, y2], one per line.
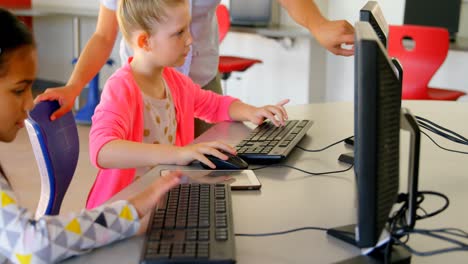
[229, 0, 272, 27]
[404, 0, 462, 41]
[353, 21, 402, 248]
[360, 1, 389, 47]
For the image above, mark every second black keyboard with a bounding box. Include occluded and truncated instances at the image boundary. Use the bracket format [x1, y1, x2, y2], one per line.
[236, 119, 313, 164]
[141, 184, 236, 264]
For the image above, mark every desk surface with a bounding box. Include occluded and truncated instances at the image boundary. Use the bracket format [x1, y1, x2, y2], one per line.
[64, 101, 468, 263]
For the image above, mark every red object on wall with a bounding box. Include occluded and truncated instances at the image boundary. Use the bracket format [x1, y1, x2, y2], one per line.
[0, 0, 33, 29]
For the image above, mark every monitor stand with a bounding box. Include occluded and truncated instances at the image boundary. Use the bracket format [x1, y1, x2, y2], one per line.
[327, 225, 411, 264]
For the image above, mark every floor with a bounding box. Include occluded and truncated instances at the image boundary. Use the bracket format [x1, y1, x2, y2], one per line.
[0, 86, 96, 215]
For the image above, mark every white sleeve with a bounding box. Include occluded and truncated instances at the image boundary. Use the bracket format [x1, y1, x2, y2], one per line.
[100, 0, 118, 11]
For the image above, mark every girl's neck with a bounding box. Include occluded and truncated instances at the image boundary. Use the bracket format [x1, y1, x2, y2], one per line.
[130, 55, 166, 99]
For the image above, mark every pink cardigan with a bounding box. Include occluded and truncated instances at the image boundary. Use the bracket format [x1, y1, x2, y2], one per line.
[86, 63, 238, 209]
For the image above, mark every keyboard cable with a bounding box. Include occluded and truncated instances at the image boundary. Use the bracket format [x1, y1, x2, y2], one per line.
[252, 135, 355, 175]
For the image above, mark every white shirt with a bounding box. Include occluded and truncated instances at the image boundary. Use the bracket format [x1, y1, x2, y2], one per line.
[100, 0, 221, 86]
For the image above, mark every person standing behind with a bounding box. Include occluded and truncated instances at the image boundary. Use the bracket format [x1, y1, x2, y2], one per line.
[86, 0, 290, 209]
[0, 8, 182, 263]
[35, 0, 354, 135]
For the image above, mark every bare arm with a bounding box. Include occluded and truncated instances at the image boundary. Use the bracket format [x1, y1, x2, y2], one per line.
[97, 139, 237, 170]
[97, 140, 182, 169]
[277, 0, 354, 56]
[67, 5, 119, 96]
[34, 4, 119, 120]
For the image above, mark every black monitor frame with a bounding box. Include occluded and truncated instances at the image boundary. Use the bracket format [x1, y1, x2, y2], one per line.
[327, 22, 421, 263]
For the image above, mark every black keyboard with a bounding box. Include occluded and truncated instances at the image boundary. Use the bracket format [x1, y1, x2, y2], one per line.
[141, 184, 236, 264]
[236, 119, 313, 164]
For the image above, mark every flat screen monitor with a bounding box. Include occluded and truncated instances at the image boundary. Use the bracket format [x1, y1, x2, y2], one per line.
[328, 21, 412, 263]
[360, 1, 389, 47]
[353, 21, 402, 248]
[404, 0, 462, 41]
[229, 0, 272, 27]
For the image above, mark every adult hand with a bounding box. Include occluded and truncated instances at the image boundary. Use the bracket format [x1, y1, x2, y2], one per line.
[248, 99, 289, 126]
[34, 85, 80, 121]
[313, 19, 355, 56]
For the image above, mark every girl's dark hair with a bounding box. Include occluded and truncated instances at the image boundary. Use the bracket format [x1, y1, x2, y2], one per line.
[0, 8, 35, 76]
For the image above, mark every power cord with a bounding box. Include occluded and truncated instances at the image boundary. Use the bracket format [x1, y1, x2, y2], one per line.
[387, 189, 468, 257]
[415, 116, 468, 155]
[416, 116, 468, 145]
[295, 136, 354, 152]
[236, 226, 329, 237]
[392, 227, 468, 256]
[252, 163, 354, 176]
[421, 131, 468, 155]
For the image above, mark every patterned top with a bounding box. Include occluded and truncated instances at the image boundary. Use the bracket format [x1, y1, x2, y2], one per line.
[0, 172, 140, 264]
[135, 81, 177, 179]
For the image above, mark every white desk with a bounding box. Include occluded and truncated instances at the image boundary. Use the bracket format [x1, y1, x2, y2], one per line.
[63, 101, 468, 263]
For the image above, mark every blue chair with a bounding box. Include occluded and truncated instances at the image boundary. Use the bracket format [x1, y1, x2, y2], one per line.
[25, 100, 79, 217]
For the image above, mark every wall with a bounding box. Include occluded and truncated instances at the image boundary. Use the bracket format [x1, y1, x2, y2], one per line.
[32, 0, 120, 91]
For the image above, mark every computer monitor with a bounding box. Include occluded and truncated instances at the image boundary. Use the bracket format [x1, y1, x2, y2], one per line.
[360, 1, 389, 47]
[353, 20, 402, 248]
[404, 0, 462, 41]
[338, 1, 392, 165]
[229, 0, 272, 27]
[328, 22, 413, 263]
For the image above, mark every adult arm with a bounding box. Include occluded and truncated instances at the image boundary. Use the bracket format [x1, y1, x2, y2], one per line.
[34, 5, 119, 120]
[277, 0, 354, 56]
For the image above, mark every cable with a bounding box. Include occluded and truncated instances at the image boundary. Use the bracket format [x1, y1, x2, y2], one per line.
[252, 163, 354, 176]
[295, 136, 353, 152]
[386, 187, 467, 257]
[416, 116, 468, 144]
[235, 226, 329, 237]
[392, 227, 468, 257]
[418, 122, 468, 145]
[421, 131, 468, 155]
[415, 191, 450, 220]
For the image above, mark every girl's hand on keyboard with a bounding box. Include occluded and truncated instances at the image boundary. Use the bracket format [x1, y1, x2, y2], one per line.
[249, 99, 289, 127]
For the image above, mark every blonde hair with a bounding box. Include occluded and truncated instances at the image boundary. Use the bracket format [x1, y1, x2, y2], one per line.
[117, 0, 186, 43]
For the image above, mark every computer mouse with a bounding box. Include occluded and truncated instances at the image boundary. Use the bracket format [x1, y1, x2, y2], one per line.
[201, 151, 249, 170]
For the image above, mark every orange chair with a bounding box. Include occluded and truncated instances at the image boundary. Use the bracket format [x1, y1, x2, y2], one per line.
[388, 25, 466, 100]
[216, 4, 262, 94]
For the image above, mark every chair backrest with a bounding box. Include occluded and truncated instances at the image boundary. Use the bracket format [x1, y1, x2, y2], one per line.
[388, 25, 449, 99]
[25, 100, 79, 218]
[216, 4, 230, 43]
